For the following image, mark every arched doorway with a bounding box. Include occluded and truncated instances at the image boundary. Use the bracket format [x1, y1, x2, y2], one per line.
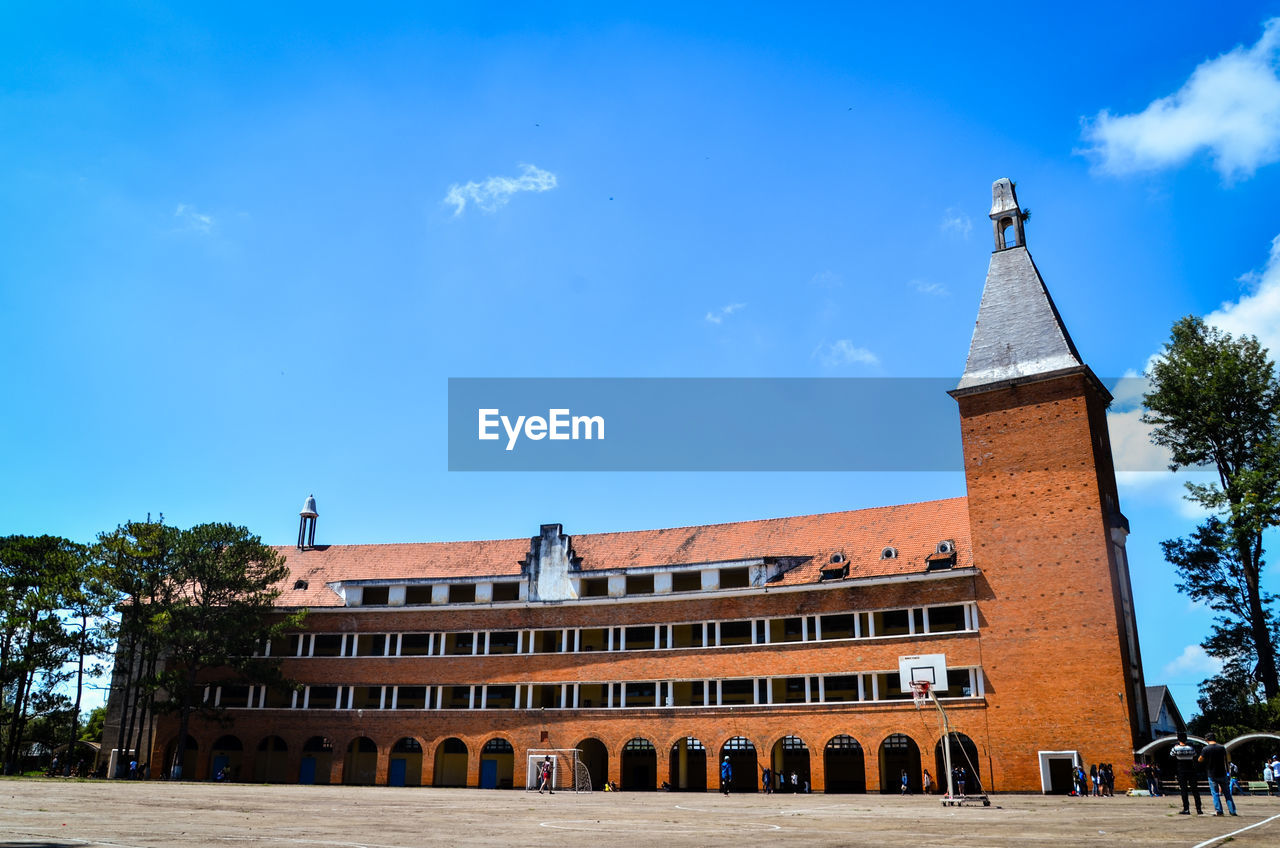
[389, 737, 423, 787]
[209, 735, 243, 781]
[255, 736, 288, 783]
[668, 737, 707, 791]
[344, 737, 377, 785]
[300, 736, 333, 785]
[621, 738, 657, 790]
[575, 738, 608, 790]
[479, 738, 514, 789]
[824, 735, 866, 793]
[720, 736, 758, 793]
[163, 735, 198, 780]
[1224, 733, 1280, 785]
[433, 737, 468, 787]
[934, 732, 982, 794]
[770, 735, 810, 793]
[879, 734, 921, 794]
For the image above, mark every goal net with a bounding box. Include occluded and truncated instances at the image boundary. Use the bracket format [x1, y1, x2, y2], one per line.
[525, 748, 592, 793]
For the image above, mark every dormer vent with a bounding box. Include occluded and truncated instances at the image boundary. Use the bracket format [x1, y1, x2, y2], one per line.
[293, 579, 309, 590]
[936, 540, 955, 555]
[881, 547, 898, 560]
[830, 552, 847, 565]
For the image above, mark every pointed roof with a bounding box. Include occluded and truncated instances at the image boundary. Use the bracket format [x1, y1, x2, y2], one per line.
[955, 180, 1084, 392]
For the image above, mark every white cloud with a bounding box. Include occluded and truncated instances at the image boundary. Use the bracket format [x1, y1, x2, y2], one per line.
[1161, 643, 1224, 680]
[1083, 18, 1280, 180]
[941, 209, 972, 239]
[1205, 233, 1280, 354]
[174, 203, 214, 233]
[705, 303, 746, 324]
[814, 339, 879, 367]
[444, 163, 558, 216]
[912, 279, 949, 297]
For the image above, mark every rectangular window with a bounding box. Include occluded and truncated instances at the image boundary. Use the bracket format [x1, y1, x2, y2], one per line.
[307, 686, 340, 709]
[625, 626, 656, 650]
[533, 629, 564, 653]
[264, 687, 294, 709]
[625, 681, 656, 708]
[671, 571, 701, 592]
[401, 633, 432, 656]
[820, 614, 857, 640]
[220, 684, 250, 708]
[578, 683, 607, 709]
[719, 620, 752, 646]
[492, 582, 520, 602]
[355, 634, 387, 657]
[766, 618, 802, 643]
[770, 677, 808, 704]
[720, 679, 755, 705]
[351, 686, 383, 710]
[447, 584, 476, 603]
[485, 685, 516, 709]
[671, 623, 703, 649]
[625, 574, 655, 595]
[947, 668, 974, 697]
[823, 675, 859, 703]
[927, 605, 967, 632]
[287, 634, 307, 656]
[361, 586, 389, 605]
[873, 672, 910, 701]
[719, 567, 750, 589]
[395, 686, 426, 709]
[580, 577, 609, 597]
[488, 631, 518, 655]
[913, 608, 925, 633]
[404, 586, 433, 605]
[873, 609, 911, 637]
[443, 632, 475, 655]
[530, 684, 563, 709]
[440, 686, 471, 709]
[579, 628, 607, 652]
[670, 680, 705, 707]
[312, 634, 344, 657]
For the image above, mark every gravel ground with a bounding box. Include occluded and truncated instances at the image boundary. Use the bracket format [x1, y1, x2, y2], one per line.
[2, 779, 1279, 848]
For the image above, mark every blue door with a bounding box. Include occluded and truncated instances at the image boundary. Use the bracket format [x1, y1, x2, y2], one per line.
[299, 757, 316, 785]
[479, 759, 498, 789]
[212, 755, 229, 780]
[389, 758, 407, 787]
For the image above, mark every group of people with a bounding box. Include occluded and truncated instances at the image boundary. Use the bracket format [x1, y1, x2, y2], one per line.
[1170, 731, 1238, 817]
[913, 766, 971, 796]
[759, 765, 805, 794]
[1070, 762, 1117, 797]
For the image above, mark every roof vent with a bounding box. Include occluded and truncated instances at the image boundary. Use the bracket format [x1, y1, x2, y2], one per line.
[881, 547, 898, 560]
[293, 579, 309, 590]
[830, 552, 847, 565]
[936, 540, 955, 556]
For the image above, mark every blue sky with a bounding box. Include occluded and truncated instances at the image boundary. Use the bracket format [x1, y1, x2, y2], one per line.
[5, 4, 1280, 716]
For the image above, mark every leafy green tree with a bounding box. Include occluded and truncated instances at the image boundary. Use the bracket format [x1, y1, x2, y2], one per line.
[79, 704, 107, 743]
[1145, 316, 1280, 698]
[0, 535, 81, 773]
[158, 522, 295, 778]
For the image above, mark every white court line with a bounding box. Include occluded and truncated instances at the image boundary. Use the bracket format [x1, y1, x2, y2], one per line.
[1191, 811, 1280, 848]
[539, 819, 782, 834]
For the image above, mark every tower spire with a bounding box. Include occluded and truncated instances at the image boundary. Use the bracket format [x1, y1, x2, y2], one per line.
[955, 179, 1083, 393]
[298, 494, 318, 549]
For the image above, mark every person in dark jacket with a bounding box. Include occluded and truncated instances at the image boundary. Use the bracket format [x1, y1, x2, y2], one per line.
[1171, 733, 1203, 815]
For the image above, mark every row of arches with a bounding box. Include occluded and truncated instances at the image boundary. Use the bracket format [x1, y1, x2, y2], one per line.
[165, 730, 982, 792]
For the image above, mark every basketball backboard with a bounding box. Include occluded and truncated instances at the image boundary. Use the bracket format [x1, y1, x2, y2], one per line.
[898, 653, 948, 693]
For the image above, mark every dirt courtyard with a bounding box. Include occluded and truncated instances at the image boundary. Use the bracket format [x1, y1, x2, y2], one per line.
[2, 779, 1279, 848]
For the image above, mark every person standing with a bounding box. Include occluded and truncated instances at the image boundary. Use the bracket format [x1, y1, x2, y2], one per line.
[900, 769, 910, 795]
[1171, 733, 1203, 815]
[761, 765, 771, 794]
[922, 769, 934, 795]
[538, 755, 554, 794]
[790, 771, 798, 793]
[1199, 733, 1237, 816]
[720, 756, 733, 796]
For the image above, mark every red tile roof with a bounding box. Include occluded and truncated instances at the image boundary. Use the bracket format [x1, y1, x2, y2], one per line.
[273, 496, 971, 608]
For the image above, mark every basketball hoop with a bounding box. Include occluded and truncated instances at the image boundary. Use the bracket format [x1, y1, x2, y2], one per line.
[910, 680, 931, 709]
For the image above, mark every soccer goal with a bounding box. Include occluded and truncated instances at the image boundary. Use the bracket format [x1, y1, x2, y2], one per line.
[525, 748, 592, 793]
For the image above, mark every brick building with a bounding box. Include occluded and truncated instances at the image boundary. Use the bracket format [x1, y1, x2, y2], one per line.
[112, 179, 1148, 793]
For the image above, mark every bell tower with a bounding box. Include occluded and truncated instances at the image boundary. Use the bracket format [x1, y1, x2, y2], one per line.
[298, 494, 318, 550]
[950, 179, 1148, 789]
